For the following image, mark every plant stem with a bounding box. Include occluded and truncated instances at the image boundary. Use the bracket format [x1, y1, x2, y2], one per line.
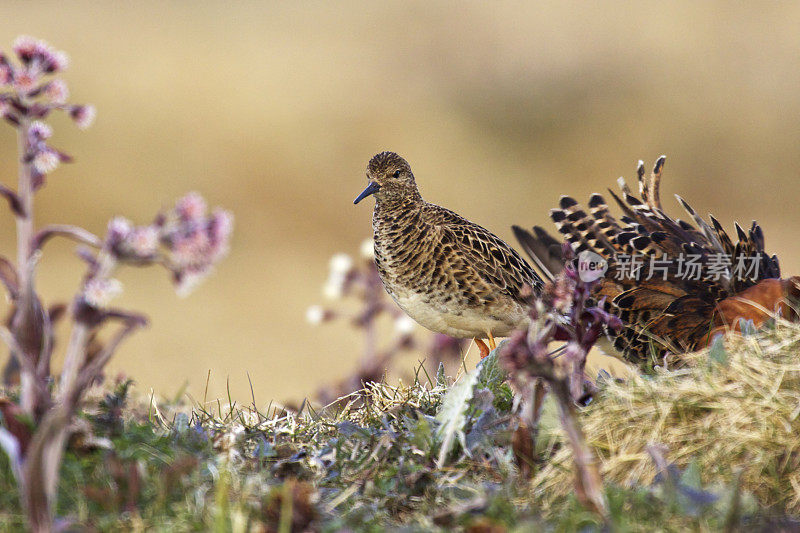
[13, 117, 37, 416]
[16, 118, 32, 278]
[551, 378, 608, 519]
[58, 249, 117, 405]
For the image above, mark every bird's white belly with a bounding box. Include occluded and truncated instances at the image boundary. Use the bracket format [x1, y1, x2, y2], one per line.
[392, 291, 521, 339]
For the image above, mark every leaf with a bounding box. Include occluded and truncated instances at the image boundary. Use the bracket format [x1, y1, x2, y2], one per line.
[335, 421, 363, 437]
[434, 344, 509, 467]
[680, 460, 702, 490]
[464, 389, 496, 451]
[0, 183, 24, 217]
[435, 362, 447, 387]
[738, 318, 757, 337]
[708, 335, 728, 366]
[0, 255, 18, 299]
[408, 415, 434, 453]
[535, 392, 561, 454]
[476, 340, 508, 393]
[434, 368, 480, 467]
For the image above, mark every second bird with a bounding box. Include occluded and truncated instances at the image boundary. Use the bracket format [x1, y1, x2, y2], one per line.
[354, 151, 543, 357]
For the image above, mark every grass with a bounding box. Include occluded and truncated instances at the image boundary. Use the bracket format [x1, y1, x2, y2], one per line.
[535, 319, 800, 517]
[2, 322, 800, 531]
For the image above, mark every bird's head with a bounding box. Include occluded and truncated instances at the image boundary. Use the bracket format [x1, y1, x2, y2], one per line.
[354, 151, 421, 205]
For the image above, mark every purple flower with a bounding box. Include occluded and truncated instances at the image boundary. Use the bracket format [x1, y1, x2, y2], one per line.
[44, 80, 68, 105]
[1, 36, 93, 139]
[107, 217, 133, 247]
[70, 105, 95, 130]
[162, 193, 233, 295]
[0, 63, 11, 86]
[13, 36, 67, 73]
[41, 49, 68, 74]
[127, 226, 159, 257]
[175, 191, 207, 222]
[499, 265, 623, 402]
[28, 121, 52, 140]
[12, 68, 36, 94]
[12, 36, 38, 64]
[171, 230, 212, 267]
[208, 208, 233, 259]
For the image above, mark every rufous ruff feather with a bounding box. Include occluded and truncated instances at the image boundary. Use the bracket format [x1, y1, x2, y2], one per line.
[514, 156, 800, 368]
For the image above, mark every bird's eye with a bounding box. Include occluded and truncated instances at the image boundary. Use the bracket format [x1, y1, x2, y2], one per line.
[393, 170, 401, 178]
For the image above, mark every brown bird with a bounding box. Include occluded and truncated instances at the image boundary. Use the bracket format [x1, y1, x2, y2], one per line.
[514, 156, 800, 369]
[354, 151, 543, 358]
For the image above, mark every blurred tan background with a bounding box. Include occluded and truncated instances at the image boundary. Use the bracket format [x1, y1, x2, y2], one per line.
[1, 1, 799, 405]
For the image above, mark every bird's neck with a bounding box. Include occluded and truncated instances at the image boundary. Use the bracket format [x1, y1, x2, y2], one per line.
[373, 193, 424, 218]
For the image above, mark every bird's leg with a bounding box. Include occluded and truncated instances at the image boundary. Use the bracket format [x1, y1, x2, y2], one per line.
[475, 338, 491, 359]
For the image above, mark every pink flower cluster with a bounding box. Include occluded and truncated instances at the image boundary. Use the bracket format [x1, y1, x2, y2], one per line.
[12, 36, 68, 75]
[167, 193, 233, 295]
[1, 36, 95, 137]
[106, 193, 233, 295]
[24, 119, 71, 178]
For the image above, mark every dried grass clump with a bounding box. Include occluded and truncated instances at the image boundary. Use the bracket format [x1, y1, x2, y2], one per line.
[534, 319, 800, 512]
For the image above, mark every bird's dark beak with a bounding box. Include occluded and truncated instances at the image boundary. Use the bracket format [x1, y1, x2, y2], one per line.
[353, 181, 381, 204]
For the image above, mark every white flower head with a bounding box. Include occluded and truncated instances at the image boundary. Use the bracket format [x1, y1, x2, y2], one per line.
[360, 239, 375, 260]
[127, 226, 159, 256]
[108, 216, 133, 238]
[29, 121, 52, 140]
[394, 315, 416, 335]
[83, 278, 123, 308]
[323, 274, 345, 300]
[32, 149, 59, 174]
[305, 305, 325, 325]
[45, 79, 69, 104]
[329, 253, 353, 276]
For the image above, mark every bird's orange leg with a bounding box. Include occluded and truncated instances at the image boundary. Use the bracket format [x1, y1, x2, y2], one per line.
[475, 338, 491, 359]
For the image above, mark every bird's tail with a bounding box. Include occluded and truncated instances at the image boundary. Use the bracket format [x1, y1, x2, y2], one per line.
[514, 157, 791, 368]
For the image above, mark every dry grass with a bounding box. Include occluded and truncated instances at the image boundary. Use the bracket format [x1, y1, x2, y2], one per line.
[534, 319, 800, 513]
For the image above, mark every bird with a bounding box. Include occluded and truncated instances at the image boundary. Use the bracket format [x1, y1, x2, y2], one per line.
[354, 151, 543, 358]
[513, 156, 800, 369]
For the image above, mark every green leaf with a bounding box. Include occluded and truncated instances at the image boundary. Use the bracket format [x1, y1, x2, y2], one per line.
[535, 392, 561, 455]
[680, 460, 702, 490]
[434, 341, 509, 467]
[708, 335, 728, 366]
[476, 340, 508, 393]
[738, 318, 757, 337]
[435, 362, 447, 387]
[434, 368, 480, 467]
